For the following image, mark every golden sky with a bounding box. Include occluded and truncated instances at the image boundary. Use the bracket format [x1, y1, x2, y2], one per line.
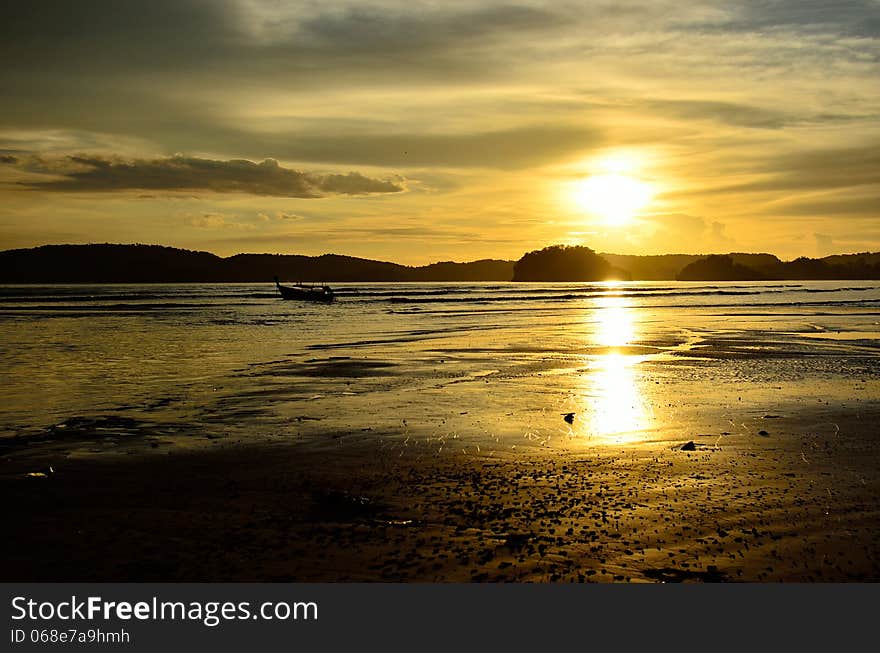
[1, 1, 878, 264]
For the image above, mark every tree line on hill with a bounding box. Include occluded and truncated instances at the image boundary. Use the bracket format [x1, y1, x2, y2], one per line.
[513, 246, 880, 281]
[674, 253, 880, 281]
[1, 243, 878, 283]
[0, 244, 514, 283]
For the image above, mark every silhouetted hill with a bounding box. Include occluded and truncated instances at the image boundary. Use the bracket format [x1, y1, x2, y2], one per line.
[676, 255, 766, 281]
[821, 252, 880, 267]
[408, 259, 514, 281]
[727, 253, 784, 270]
[512, 245, 629, 281]
[672, 252, 880, 281]
[774, 253, 880, 280]
[223, 253, 409, 282]
[0, 244, 226, 283]
[0, 244, 513, 283]
[223, 253, 513, 282]
[600, 252, 782, 280]
[600, 253, 705, 280]
[1, 243, 878, 283]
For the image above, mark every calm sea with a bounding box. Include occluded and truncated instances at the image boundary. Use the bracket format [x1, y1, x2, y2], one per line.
[2, 281, 879, 449]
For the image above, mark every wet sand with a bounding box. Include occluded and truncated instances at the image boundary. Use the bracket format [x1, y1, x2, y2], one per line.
[3, 399, 879, 582]
[2, 282, 879, 581]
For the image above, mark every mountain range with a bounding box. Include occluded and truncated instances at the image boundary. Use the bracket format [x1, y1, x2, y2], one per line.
[1, 243, 879, 283]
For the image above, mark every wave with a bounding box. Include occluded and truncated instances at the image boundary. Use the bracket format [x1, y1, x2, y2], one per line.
[1, 283, 877, 316]
[383, 290, 804, 304]
[0, 302, 214, 312]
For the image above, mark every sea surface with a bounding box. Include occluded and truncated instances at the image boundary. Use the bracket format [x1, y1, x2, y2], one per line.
[2, 281, 879, 454]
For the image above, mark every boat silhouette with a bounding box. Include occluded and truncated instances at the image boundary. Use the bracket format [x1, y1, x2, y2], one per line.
[273, 276, 334, 303]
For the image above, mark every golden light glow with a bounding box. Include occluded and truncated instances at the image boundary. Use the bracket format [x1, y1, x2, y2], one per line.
[596, 154, 640, 175]
[568, 152, 655, 227]
[582, 295, 651, 441]
[595, 295, 635, 348]
[589, 353, 648, 440]
[573, 174, 653, 226]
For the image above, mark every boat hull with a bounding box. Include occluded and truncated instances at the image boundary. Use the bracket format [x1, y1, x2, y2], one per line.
[275, 282, 334, 302]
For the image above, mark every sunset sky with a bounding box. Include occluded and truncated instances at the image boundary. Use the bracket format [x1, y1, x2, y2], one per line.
[1, 1, 878, 264]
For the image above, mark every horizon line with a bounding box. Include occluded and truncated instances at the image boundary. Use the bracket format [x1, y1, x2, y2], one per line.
[4, 241, 879, 268]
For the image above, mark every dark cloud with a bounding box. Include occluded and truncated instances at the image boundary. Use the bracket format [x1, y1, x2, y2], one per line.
[19, 155, 403, 197]
[315, 172, 403, 195]
[0, 1, 565, 81]
[0, 88, 603, 168]
[258, 124, 603, 169]
[0, 155, 18, 164]
[680, 143, 880, 196]
[714, 0, 880, 38]
[747, 146, 880, 194]
[2, 2, 876, 174]
[0, 111, 602, 169]
[0, 1, 238, 73]
[641, 100, 791, 129]
[297, 4, 567, 55]
[772, 192, 880, 217]
[0, 3, 589, 173]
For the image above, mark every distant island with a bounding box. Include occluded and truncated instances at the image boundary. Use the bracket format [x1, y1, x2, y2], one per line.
[512, 245, 629, 281]
[676, 254, 767, 281]
[1, 243, 879, 283]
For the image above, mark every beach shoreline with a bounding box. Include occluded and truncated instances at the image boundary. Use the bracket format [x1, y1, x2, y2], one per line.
[3, 398, 879, 583]
[2, 280, 879, 582]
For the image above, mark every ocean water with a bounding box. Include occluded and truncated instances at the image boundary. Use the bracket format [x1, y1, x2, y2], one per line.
[2, 281, 879, 452]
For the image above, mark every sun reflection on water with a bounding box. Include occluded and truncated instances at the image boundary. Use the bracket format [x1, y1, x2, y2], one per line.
[595, 295, 635, 348]
[583, 294, 651, 441]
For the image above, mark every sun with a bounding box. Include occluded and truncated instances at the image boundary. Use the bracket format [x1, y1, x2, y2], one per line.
[570, 155, 654, 226]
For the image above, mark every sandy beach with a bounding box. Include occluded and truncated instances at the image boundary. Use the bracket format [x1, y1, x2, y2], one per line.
[3, 400, 879, 582]
[2, 281, 879, 581]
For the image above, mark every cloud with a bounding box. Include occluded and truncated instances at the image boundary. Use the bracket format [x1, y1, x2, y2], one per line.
[814, 232, 835, 255]
[185, 213, 248, 230]
[0, 1, 568, 76]
[248, 124, 603, 169]
[676, 142, 880, 197]
[1, 2, 876, 170]
[315, 172, 404, 194]
[18, 155, 404, 197]
[296, 3, 567, 56]
[760, 144, 880, 191]
[641, 213, 737, 252]
[770, 190, 880, 217]
[0, 122, 603, 171]
[0, 129, 158, 157]
[639, 99, 791, 129]
[712, 1, 880, 38]
[710, 220, 729, 241]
